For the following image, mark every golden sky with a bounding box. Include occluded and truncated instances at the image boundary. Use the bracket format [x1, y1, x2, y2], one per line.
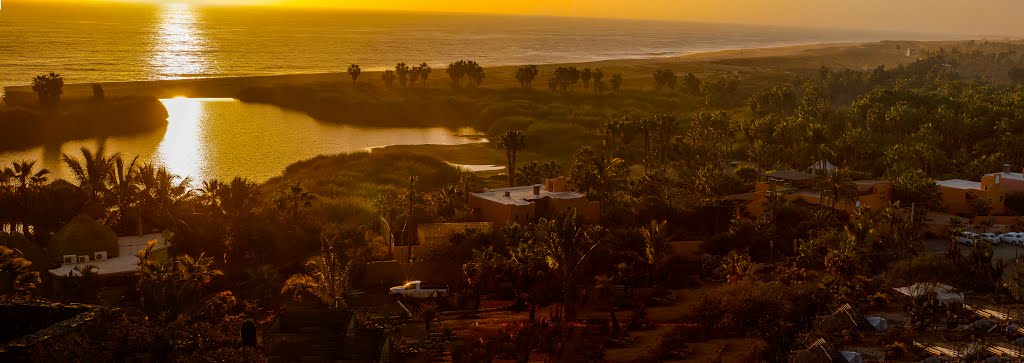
[26, 0, 1024, 35]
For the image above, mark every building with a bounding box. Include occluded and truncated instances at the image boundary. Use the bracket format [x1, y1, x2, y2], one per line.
[47, 233, 171, 278]
[934, 164, 1023, 216]
[747, 171, 894, 216]
[468, 177, 599, 225]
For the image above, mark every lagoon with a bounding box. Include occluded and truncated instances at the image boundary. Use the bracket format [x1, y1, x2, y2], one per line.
[0, 98, 483, 183]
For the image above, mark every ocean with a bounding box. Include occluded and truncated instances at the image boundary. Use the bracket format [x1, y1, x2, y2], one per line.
[0, 1, 954, 89]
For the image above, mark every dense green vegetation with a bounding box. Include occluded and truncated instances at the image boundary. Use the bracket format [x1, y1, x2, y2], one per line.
[1, 73, 169, 153]
[10, 41, 1024, 361]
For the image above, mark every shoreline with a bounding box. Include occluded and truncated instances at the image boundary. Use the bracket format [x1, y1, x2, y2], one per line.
[2, 39, 967, 100]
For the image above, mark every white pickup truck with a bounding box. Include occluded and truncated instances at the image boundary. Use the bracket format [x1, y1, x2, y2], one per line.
[389, 280, 448, 300]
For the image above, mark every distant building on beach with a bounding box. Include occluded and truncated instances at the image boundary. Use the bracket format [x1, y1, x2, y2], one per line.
[469, 177, 600, 225]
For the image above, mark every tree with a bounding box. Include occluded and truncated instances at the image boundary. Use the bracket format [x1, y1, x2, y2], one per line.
[281, 230, 354, 309]
[1009, 67, 1024, 83]
[653, 69, 677, 91]
[382, 70, 396, 88]
[552, 67, 581, 92]
[417, 62, 432, 86]
[0, 245, 40, 295]
[610, 73, 623, 92]
[109, 155, 141, 234]
[137, 164, 194, 232]
[446, 61, 467, 87]
[200, 177, 260, 265]
[682, 73, 702, 94]
[640, 220, 671, 285]
[92, 83, 105, 102]
[818, 169, 858, 213]
[515, 65, 539, 89]
[495, 130, 527, 187]
[465, 61, 485, 88]
[581, 68, 593, 89]
[62, 146, 118, 208]
[395, 63, 411, 87]
[31, 72, 64, 108]
[137, 240, 223, 316]
[532, 210, 603, 321]
[346, 64, 361, 85]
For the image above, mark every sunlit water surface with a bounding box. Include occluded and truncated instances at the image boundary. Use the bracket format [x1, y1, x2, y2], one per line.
[0, 2, 959, 88]
[0, 99, 484, 183]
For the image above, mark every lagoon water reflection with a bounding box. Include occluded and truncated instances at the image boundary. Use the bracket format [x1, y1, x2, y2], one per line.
[0, 98, 484, 183]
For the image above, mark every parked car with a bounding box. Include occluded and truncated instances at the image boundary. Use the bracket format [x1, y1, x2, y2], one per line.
[959, 232, 978, 246]
[1000, 232, 1021, 245]
[389, 280, 448, 300]
[980, 233, 1001, 245]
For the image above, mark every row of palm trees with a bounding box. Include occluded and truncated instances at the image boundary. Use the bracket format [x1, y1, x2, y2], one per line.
[0, 146, 261, 248]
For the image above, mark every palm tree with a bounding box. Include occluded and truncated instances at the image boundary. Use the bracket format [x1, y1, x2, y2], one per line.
[818, 169, 858, 213]
[109, 155, 141, 234]
[494, 130, 527, 187]
[11, 160, 49, 191]
[9, 161, 49, 234]
[418, 62, 432, 86]
[610, 73, 623, 92]
[0, 245, 40, 295]
[62, 146, 118, 207]
[640, 220, 670, 285]
[31, 72, 64, 108]
[137, 163, 194, 232]
[395, 63, 411, 87]
[346, 64, 361, 85]
[201, 177, 259, 264]
[382, 70, 396, 89]
[515, 65, 539, 89]
[274, 182, 316, 220]
[176, 252, 223, 298]
[581, 68, 593, 89]
[281, 231, 353, 309]
[533, 211, 603, 321]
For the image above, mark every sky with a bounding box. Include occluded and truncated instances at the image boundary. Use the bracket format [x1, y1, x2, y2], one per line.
[18, 0, 1024, 36]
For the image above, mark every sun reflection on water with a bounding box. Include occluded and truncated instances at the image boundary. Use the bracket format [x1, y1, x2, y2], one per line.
[150, 3, 211, 79]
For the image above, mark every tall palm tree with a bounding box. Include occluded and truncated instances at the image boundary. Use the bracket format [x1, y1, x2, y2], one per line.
[346, 64, 361, 85]
[62, 146, 118, 207]
[418, 62, 432, 86]
[818, 169, 858, 213]
[494, 130, 527, 187]
[11, 160, 49, 191]
[0, 167, 14, 232]
[109, 155, 141, 234]
[281, 231, 353, 309]
[533, 211, 603, 321]
[395, 63, 411, 87]
[201, 177, 259, 264]
[640, 220, 670, 285]
[9, 161, 49, 234]
[137, 163, 194, 232]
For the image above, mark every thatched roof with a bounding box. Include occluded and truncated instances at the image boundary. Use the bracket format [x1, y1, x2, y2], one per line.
[46, 215, 118, 261]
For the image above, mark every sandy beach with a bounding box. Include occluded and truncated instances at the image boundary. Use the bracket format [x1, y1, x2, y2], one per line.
[3, 40, 962, 101]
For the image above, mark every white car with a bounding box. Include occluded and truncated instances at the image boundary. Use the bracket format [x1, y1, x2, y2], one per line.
[389, 280, 448, 300]
[959, 232, 978, 246]
[981, 233, 1001, 245]
[1000, 232, 1022, 245]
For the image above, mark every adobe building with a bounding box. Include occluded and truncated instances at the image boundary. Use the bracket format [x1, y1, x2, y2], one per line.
[747, 170, 894, 216]
[468, 177, 600, 225]
[935, 164, 1024, 216]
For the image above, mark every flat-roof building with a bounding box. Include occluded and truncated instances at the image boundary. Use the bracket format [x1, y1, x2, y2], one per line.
[468, 177, 599, 225]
